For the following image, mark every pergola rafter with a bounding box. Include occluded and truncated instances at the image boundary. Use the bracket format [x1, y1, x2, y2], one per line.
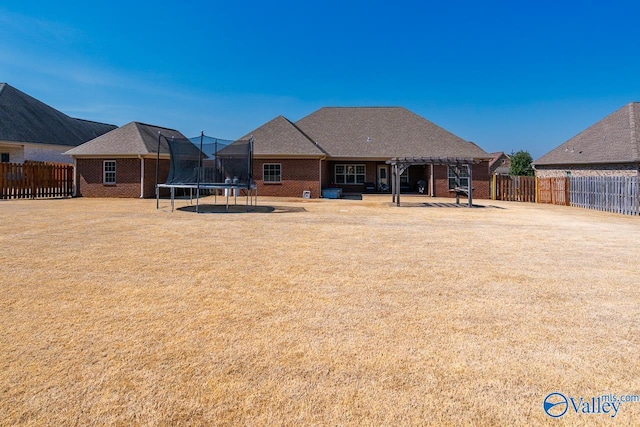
[386, 157, 484, 207]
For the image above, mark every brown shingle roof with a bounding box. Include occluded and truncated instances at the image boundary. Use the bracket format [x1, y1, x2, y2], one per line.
[239, 115, 326, 157]
[65, 122, 187, 157]
[244, 107, 490, 160]
[0, 83, 116, 146]
[534, 102, 640, 166]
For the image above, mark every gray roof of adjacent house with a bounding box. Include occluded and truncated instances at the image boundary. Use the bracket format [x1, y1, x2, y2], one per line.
[65, 121, 187, 157]
[0, 83, 117, 146]
[243, 107, 490, 160]
[534, 102, 640, 166]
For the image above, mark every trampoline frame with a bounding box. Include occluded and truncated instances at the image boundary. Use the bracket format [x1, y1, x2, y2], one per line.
[155, 131, 256, 213]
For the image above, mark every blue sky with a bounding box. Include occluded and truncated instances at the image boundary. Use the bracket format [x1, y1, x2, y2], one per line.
[2, 0, 639, 159]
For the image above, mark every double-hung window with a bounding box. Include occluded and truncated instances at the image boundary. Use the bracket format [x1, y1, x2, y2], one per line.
[103, 160, 116, 184]
[448, 166, 469, 189]
[263, 163, 281, 183]
[335, 164, 365, 184]
[400, 168, 409, 184]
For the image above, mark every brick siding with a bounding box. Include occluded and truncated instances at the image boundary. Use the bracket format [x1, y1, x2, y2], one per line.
[253, 159, 491, 199]
[432, 163, 490, 199]
[255, 158, 321, 198]
[76, 158, 169, 198]
[535, 164, 640, 178]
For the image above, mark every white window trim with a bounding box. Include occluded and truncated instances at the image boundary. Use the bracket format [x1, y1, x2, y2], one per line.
[103, 160, 116, 184]
[448, 166, 469, 189]
[335, 164, 366, 184]
[263, 163, 282, 183]
[400, 168, 409, 183]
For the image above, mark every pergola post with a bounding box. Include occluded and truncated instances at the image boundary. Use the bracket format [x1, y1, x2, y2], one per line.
[395, 164, 401, 206]
[391, 164, 396, 204]
[387, 156, 484, 208]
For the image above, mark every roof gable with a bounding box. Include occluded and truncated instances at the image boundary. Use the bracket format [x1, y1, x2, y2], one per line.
[241, 107, 490, 160]
[65, 122, 187, 157]
[534, 102, 640, 166]
[240, 115, 326, 156]
[294, 107, 489, 159]
[0, 83, 116, 146]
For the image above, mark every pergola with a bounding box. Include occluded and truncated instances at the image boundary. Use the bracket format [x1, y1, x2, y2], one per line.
[386, 157, 485, 207]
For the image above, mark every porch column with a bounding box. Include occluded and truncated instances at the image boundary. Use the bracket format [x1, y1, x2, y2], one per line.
[430, 163, 435, 197]
[391, 163, 396, 204]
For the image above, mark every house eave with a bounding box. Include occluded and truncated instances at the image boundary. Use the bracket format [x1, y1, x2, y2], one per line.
[69, 153, 171, 159]
[253, 154, 324, 160]
[534, 160, 640, 168]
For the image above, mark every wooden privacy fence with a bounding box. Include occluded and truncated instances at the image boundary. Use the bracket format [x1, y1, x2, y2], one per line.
[492, 175, 536, 202]
[537, 177, 570, 206]
[493, 175, 639, 215]
[570, 176, 639, 216]
[0, 162, 74, 199]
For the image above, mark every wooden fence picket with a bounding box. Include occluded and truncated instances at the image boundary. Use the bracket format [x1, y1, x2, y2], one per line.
[0, 162, 74, 200]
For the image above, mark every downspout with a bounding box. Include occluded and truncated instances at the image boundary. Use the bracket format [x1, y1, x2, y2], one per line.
[138, 155, 144, 198]
[319, 156, 326, 198]
[72, 157, 78, 197]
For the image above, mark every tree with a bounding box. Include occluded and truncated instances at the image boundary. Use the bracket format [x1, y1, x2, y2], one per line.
[509, 150, 534, 176]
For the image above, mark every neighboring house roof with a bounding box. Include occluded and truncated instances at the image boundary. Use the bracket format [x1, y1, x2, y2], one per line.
[65, 121, 187, 157]
[0, 83, 116, 146]
[243, 107, 490, 160]
[534, 102, 640, 166]
[243, 115, 326, 157]
[489, 152, 511, 174]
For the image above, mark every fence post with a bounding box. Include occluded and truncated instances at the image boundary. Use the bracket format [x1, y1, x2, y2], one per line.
[491, 175, 496, 200]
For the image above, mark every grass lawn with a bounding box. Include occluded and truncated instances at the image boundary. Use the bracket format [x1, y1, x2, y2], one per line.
[1, 195, 639, 426]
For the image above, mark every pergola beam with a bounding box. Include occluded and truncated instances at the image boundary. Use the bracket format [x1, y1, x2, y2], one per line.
[386, 156, 483, 208]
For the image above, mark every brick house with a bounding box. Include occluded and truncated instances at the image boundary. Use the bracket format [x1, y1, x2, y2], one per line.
[0, 83, 116, 164]
[65, 122, 185, 198]
[240, 107, 492, 199]
[534, 102, 640, 177]
[489, 152, 511, 176]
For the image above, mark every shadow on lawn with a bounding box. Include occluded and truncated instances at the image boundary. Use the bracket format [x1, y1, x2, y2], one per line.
[176, 204, 307, 214]
[392, 202, 506, 209]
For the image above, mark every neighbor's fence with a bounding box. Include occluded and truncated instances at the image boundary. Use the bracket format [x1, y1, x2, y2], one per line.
[537, 177, 570, 206]
[0, 162, 74, 199]
[570, 176, 640, 216]
[492, 175, 536, 202]
[492, 175, 640, 215]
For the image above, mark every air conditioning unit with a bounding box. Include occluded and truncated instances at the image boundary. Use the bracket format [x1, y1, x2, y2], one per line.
[302, 190, 311, 199]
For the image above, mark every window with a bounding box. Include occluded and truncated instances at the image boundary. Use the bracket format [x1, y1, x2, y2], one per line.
[335, 164, 365, 184]
[103, 160, 116, 184]
[263, 163, 281, 183]
[400, 168, 409, 184]
[1, 153, 9, 163]
[448, 166, 469, 189]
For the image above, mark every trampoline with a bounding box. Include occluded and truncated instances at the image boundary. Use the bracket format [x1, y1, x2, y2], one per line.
[155, 132, 256, 212]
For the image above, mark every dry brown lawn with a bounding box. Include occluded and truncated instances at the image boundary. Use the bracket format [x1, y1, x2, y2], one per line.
[1, 195, 639, 426]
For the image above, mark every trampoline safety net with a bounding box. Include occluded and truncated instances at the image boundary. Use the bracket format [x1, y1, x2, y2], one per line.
[162, 134, 253, 186]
